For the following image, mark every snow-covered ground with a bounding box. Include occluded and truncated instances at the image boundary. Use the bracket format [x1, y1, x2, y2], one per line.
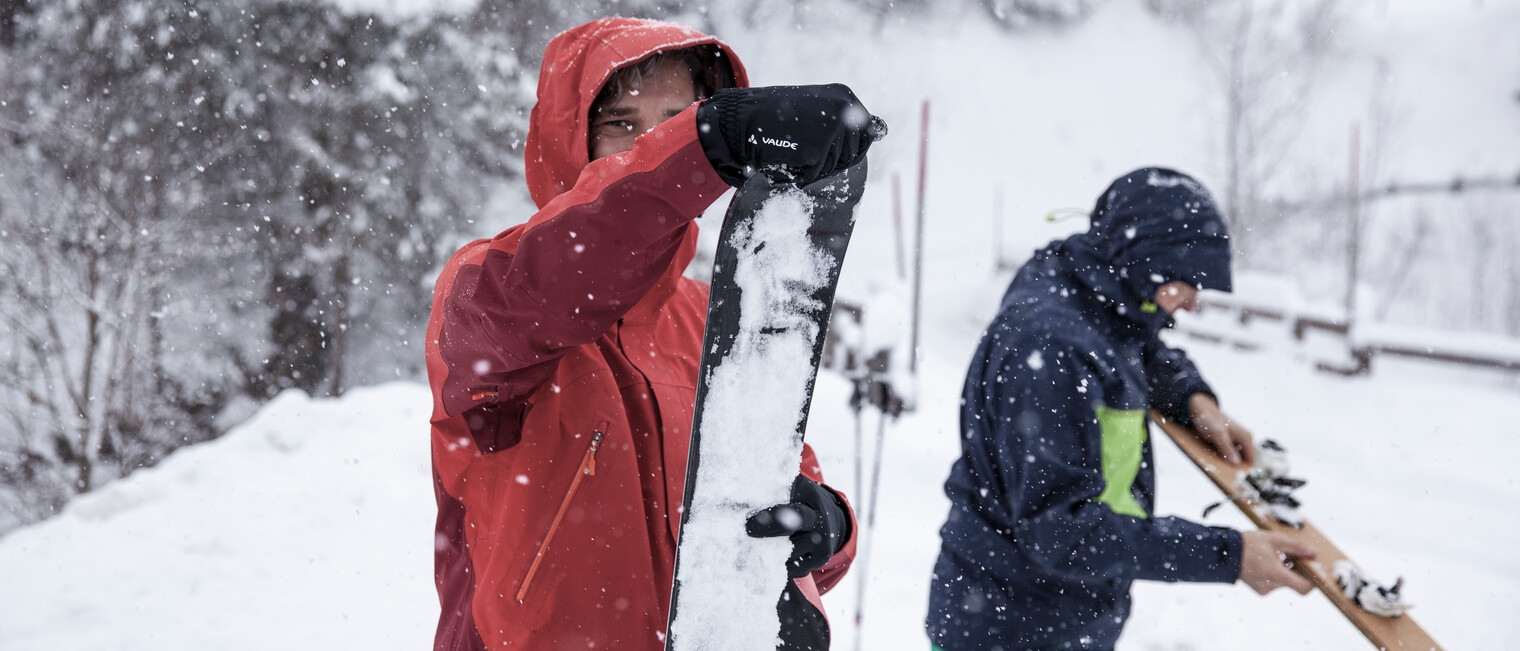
[810, 334, 1520, 651]
[0, 385, 439, 649]
[2, 324, 1515, 650]
[4, 1, 1518, 649]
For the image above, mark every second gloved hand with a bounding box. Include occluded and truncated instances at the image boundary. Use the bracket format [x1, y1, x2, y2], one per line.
[745, 474, 853, 578]
[697, 84, 886, 187]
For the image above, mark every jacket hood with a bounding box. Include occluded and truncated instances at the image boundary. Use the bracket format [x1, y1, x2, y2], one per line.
[524, 17, 750, 209]
[1059, 167, 1233, 331]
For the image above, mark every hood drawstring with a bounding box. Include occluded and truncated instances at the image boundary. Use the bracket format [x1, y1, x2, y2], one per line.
[1043, 207, 1090, 224]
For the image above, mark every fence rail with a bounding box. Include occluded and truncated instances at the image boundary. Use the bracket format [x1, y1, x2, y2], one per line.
[1183, 296, 1520, 376]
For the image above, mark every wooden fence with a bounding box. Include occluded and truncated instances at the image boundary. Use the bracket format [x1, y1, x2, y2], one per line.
[1183, 295, 1520, 376]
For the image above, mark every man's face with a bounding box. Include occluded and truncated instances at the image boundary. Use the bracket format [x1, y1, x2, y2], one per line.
[1154, 280, 1199, 315]
[588, 58, 698, 161]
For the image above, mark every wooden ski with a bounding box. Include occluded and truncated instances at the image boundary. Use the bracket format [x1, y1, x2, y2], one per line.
[1151, 411, 1444, 651]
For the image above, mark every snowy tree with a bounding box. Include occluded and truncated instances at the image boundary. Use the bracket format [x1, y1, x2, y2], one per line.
[0, 0, 255, 523]
[471, 0, 696, 59]
[0, 0, 529, 531]
[982, 0, 1105, 30]
[219, 4, 528, 399]
[0, 0, 30, 46]
[1151, 0, 1344, 264]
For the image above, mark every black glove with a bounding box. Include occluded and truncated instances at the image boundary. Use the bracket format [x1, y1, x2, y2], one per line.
[745, 474, 853, 579]
[697, 84, 887, 187]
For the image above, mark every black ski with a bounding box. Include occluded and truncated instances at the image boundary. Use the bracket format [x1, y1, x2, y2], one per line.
[665, 159, 868, 651]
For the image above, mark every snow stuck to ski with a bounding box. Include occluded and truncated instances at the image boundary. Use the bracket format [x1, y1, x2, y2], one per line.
[668, 188, 833, 650]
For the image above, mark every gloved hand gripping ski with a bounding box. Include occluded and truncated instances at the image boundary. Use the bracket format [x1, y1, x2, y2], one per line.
[698, 84, 887, 187]
[746, 475, 853, 578]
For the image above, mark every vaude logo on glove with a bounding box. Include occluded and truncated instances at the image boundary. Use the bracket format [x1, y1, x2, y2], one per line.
[749, 133, 798, 150]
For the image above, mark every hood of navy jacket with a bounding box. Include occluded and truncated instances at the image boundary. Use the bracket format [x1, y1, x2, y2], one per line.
[1051, 167, 1233, 334]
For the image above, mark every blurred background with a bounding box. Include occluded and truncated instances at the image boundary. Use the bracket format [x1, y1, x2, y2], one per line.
[0, 0, 1516, 649]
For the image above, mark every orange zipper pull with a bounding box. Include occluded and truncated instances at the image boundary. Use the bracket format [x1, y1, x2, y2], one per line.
[585, 429, 605, 476]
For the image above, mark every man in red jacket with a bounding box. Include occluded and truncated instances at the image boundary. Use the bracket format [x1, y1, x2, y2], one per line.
[425, 17, 879, 650]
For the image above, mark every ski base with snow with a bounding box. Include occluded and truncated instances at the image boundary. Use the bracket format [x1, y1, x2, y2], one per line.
[1152, 411, 1444, 651]
[665, 161, 868, 651]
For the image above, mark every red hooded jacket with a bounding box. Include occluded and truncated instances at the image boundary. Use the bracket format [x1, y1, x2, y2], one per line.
[425, 18, 856, 650]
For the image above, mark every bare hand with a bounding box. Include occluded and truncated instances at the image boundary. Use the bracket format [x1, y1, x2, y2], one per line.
[1189, 393, 1255, 467]
[1238, 530, 1316, 595]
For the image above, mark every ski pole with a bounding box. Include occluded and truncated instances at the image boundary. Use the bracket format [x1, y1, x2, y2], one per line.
[851, 409, 892, 651]
[849, 375, 866, 519]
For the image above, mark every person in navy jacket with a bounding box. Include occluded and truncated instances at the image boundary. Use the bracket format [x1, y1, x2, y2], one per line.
[927, 168, 1315, 651]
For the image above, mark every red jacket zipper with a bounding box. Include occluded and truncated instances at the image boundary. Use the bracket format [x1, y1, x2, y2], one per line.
[516, 425, 606, 602]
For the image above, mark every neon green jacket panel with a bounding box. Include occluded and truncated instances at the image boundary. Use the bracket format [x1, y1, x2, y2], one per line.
[1094, 405, 1148, 518]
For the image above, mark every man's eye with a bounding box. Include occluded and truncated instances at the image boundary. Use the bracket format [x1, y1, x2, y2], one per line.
[600, 120, 633, 132]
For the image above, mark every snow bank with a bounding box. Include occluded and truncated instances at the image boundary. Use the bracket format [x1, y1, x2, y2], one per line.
[4, 347, 1514, 650]
[0, 384, 437, 651]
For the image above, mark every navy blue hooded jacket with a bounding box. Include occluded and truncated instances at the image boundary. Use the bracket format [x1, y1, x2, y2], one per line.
[927, 169, 1244, 651]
